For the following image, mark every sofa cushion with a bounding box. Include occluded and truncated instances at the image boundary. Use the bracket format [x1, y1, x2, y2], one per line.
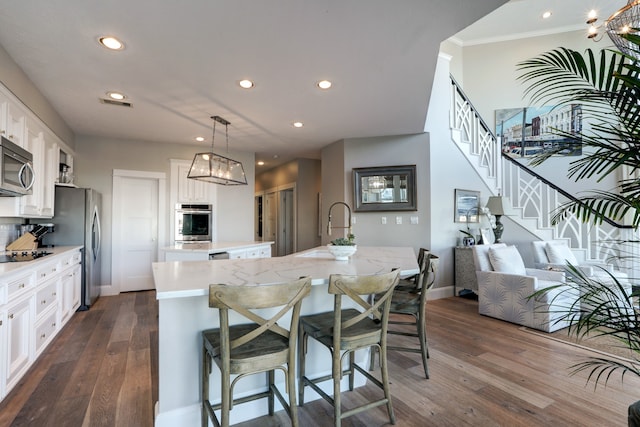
[488, 245, 526, 275]
[545, 242, 578, 265]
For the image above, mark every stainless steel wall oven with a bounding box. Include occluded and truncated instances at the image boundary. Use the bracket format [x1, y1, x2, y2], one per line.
[175, 203, 212, 242]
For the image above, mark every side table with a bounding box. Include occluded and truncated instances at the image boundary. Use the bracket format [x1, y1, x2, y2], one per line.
[454, 246, 478, 297]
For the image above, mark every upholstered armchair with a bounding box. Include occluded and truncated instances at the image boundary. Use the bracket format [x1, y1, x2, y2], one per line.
[472, 243, 578, 332]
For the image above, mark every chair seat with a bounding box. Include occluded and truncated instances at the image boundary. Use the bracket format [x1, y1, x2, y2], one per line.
[203, 323, 289, 373]
[388, 289, 420, 315]
[301, 309, 382, 349]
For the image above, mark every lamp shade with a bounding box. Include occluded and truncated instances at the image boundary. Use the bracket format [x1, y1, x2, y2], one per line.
[188, 152, 247, 185]
[187, 115, 247, 186]
[485, 196, 512, 216]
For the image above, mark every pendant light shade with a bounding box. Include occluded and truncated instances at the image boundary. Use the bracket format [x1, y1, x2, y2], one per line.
[188, 116, 247, 186]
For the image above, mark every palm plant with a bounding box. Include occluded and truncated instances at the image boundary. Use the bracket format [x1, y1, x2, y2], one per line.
[516, 39, 640, 390]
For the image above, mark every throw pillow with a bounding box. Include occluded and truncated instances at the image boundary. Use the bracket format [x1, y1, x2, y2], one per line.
[488, 245, 527, 275]
[545, 242, 578, 265]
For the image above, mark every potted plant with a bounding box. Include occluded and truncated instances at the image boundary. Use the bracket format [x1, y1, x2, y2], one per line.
[517, 37, 640, 421]
[327, 233, 357, 260]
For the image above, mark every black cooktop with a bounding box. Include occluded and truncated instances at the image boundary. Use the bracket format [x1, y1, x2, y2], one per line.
[0, 250, 53, 263]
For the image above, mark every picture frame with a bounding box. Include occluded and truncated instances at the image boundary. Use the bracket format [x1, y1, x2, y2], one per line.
[353, 165, 416, 212]
[454, 189, 480, 223]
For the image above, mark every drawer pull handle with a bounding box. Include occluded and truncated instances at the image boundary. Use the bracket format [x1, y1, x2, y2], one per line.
[41, 333, 46, 339]
[42, 299, 46, 304]
[9, 314, 14, 319]
[18, 283, 25, 288]
[52, 292, 57, 296]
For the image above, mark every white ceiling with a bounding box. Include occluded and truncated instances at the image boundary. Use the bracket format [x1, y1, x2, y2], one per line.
[0, 1, 624, 173]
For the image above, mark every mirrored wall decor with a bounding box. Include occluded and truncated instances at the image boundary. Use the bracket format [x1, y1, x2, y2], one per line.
[353, 165, 416, 212]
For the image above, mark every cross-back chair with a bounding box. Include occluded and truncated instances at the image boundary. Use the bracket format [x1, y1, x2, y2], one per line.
[201, 276, 311, 427]
[370, 252, 439, 378]
[298, 269, 400, 427]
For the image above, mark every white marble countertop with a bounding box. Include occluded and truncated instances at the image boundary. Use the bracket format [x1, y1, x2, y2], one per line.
[161, 241, 274, 253]
[0, 246, 83, 276]
[153, 246, 419, 299]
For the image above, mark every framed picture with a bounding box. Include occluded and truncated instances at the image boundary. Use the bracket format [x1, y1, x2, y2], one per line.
[353, 165, 417, 212]
[495, 106, 582, 157]
[454, 189, 480, 223]
[480, 228, 492, 245]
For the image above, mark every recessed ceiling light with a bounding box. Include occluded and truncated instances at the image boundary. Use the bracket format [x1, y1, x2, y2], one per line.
[293, 121, 303, 128]
[257, 161, 265, 166]
[107, 91, 126, 100]
[317, 80, 332, 90]
[239, 79, 255, 89]
[99, 36, 124, 50]
[195, 136, 205, 142]
[542, 11, 552, 19]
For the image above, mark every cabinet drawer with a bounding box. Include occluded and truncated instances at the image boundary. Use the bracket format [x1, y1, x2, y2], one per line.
[7, 272, 35, 301]
[246, 248, 261, 258]
[60, 251, 81, 270]
[259, 246, 271, 258]
[36, 260, 61, 283]
[35, 310, 57, 356]
[228, 250, 246, 259]
[36, 279, 58, 317]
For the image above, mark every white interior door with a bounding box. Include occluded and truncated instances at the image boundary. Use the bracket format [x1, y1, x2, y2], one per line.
[112, 170, 166, 292]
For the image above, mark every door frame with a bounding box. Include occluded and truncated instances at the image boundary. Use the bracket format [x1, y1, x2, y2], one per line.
[112, 169, 166, 294]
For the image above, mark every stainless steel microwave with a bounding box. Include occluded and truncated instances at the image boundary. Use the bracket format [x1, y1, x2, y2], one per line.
[175, 203, 212, 242]
[0, 136, 34, 196]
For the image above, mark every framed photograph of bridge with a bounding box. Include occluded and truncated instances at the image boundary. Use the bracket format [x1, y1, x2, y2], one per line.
[495, 105, 582, 158]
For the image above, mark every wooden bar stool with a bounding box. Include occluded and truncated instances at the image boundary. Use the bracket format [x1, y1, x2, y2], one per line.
[370, 253, 439, 378]
[298, 269, 400, 427]
[201, 276, 311, 427]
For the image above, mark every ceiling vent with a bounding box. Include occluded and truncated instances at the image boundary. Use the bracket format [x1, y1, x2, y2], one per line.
[99, 98, 133, 108]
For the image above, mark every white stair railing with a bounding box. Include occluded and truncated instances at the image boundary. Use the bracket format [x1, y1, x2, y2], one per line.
[449, 76, 636, 277]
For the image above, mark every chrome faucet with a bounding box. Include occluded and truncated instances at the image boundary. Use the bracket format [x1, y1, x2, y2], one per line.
[327, 201, 352, 237]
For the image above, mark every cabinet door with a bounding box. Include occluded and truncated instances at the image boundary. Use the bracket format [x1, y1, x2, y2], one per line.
[60, 264, 80, 324]
[176, 161, 209, 203]
[19, 118, 44, 217]
[5, 101, 26, 147]
[5, 296, 32, 392]
[0, 310, 6, 400]
[39, 136, 58, 217]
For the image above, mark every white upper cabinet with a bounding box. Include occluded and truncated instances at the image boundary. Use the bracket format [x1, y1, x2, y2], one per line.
[172, 159, 211, 203]
[0, 82, 70, 218]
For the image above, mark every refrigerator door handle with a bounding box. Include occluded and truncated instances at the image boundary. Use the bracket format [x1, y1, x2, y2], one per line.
[92, 205, 101, 262]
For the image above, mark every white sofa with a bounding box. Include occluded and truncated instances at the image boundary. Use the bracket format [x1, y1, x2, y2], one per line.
[531, 240, 632, 299]
[472, 243, 578, 332]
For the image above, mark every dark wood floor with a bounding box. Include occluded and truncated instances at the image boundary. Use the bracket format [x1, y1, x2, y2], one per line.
[1, 291, 638, 426]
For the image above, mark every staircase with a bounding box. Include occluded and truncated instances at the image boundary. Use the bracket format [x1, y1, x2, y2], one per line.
[449, 76, 637, 275]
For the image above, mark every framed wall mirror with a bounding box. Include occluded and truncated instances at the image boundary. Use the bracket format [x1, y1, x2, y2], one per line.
[353, 165, 416, 212]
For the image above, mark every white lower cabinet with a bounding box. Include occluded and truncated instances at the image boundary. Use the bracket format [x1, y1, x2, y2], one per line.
[5, 295, 32, 393]
[0, 248, 81, 400]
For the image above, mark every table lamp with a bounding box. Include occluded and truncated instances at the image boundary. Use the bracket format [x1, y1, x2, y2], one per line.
[485, 196, 512, 243]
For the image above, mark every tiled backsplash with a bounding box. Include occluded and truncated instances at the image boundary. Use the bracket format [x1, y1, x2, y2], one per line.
[0, 224, 21, 251]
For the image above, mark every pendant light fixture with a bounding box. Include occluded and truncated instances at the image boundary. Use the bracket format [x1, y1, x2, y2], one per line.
[188, 115, 247, 185]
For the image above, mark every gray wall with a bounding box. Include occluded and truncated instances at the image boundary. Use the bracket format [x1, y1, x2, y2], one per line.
[0, 43, 75, 147]
[256, 158, 321, 251]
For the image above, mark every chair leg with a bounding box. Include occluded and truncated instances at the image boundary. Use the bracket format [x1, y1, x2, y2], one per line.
[379, 343, 396, 425]
[220, 361, 231, 427]
[333, 349, 342, 427]
[417, 315, 429, 379]
[368, 345, 378, 371]
[202, 347, 210, 427]
[287, 360, 299, 427]
[298, 330, 307, 406]
[268, 370, 275, 416]
[348, 351, 355, 391]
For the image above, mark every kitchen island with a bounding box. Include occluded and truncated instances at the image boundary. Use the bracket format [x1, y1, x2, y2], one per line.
[152, 246, 419, 427]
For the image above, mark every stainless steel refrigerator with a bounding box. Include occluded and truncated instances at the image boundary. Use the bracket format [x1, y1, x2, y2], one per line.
[43, 186, 102, 310]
